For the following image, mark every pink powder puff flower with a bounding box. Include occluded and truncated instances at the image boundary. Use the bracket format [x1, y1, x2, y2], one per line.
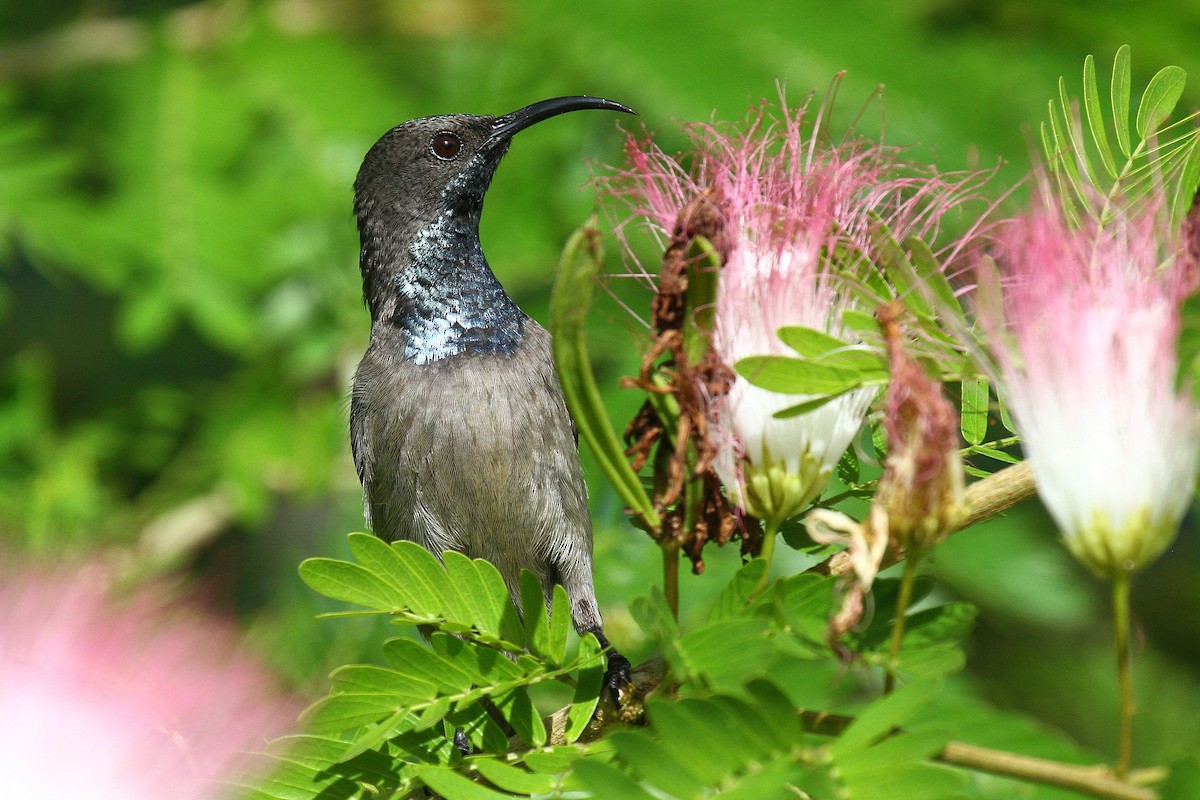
[609, 85, 973, 529]
[0, 561, 299, 799]
[979, 197, 1200, 578]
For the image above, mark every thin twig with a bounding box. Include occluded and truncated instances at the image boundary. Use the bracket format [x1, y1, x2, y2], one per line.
[940, 741, 1155, 800]
[809, 459, 1036, 578]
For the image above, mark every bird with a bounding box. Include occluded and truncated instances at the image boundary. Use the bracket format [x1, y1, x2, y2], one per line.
[349, 96, 636, 698]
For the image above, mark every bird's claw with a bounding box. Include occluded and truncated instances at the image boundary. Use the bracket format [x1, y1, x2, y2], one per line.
[603, 651, 634, 707]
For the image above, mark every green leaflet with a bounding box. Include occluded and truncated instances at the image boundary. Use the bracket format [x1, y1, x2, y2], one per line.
[830, 679, 939, 757]
[235, 734, 414, 800]
[298, 556, 406, 613]
[959, 377, 989, 446]
[571, 759, 660, 800]
[416, 766, 516, 800]
[472, 760, 560, 795]
[493, 687, 547, 748]
[735, 354, 877, 396]
[1136, 65, 1187, 138]
[565, 633, 605, 743]
[382, 637, 475, 694]
[1113, 44, 1133, 157]
[708, 559, 767, 622]
[1083, 54, 1118, 177]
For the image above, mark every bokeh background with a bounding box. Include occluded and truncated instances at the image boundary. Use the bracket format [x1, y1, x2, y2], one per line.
[2, 0, 1198, 771]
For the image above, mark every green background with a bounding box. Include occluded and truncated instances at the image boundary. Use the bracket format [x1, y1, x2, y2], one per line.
[1, 0, 1197, 770]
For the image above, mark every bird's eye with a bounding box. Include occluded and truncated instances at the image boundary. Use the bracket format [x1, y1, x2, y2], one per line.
[430, 131, 462, 160]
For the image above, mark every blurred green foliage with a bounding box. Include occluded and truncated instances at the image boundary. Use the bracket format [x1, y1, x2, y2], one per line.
[2, 0, 1199, 778]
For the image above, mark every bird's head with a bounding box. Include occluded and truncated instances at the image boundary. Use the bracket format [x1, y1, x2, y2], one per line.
[354, 96, 635, 236]
[352, 96, 635, 341]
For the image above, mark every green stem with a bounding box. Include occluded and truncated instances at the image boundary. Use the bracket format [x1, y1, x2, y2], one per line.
[885, 552, 922, 693]
[662, 543, 680, 620]
[1112, 573, 1134, 777]
[751, 516, 782, 599]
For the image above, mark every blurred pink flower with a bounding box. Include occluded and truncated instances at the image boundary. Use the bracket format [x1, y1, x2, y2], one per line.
[980, 198, 1200, 577]
[0, 561, 298, 799]
[610, 87, 973, 525]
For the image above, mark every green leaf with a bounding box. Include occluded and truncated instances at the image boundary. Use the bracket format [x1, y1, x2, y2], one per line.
[551, 220, 660, 530]
[630, 586, 681, 644]
[675, 618, 775, 689]
[1059, 75, 1095, 183]
[1136, 65, 1187, 138]
[777, 326, 886, 373]
[1172, 136, 1200, 224]
[837, 444, 862, 486]
[523, 746, 584, 774]
[493, 687, 547, 747]
[416, 765, 516, 800]
[442, 552, 517, 645]
[745, 680, 805, 745]
[905, 236, 960, 314]
[831, 679, 939, 757]
[1046, 97, 1083, 191]
[1083, 53, 1119, 178]
[894, 604, 977, 678]
[520, 569, 553, 661]
[431, 635, 525, 686]
[959, 377, 989, 446]
[239, 734, 406, 800]
[303, 692, 406, 736]
[1112, 44, 1133, 157]
[773, 384, 866, 418]
[736, 354, 877, 395]
[298, 557, 403, 611]
[836, 727, 952, 773]
[838, 762, 965, 800]
[547, 582, 571, 666]
[448, 700, 511, 755]
[382, 637, 474, 694]
[645, 699, 744, 786]
[1179, 287, 1200, 397]
[571, 759, 659, 800]
[473, 759, 559, 795]
[389, 541, 456, 619]
[609, 730, 707, 799]
[708, 559, 767, 621]
[414, 696, 452, 731]
[345, 533, 424, 611]
[330, 663, 436, 702]
[565, 633, 604, 743]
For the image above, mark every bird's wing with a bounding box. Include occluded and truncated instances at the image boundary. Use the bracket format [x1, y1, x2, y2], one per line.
[349, 389, 374, 527]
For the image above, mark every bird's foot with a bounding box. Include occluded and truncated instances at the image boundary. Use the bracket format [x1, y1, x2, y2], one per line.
[603, 650, 633, 706]
[592, 630, 635, 707]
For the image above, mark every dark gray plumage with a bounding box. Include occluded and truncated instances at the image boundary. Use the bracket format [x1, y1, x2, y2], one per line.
[350, 97, 635, 693]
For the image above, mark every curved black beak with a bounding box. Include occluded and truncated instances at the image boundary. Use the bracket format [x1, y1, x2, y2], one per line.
[489, 96, 637, 143]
